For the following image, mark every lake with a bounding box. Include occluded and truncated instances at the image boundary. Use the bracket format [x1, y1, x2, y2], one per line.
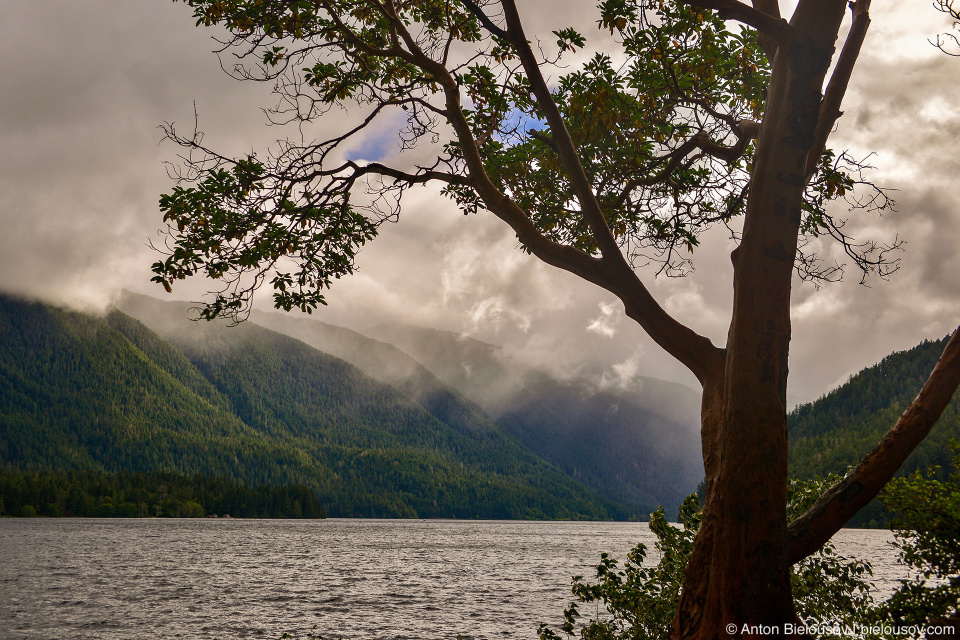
[0, 519, 904, 640]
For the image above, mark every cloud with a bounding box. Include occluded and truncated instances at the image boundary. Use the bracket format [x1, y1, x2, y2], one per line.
[0, 1, 268, 310]
[0, 1, 957, 409]
[586, 302, 621, 338]
[598, 349, 646, 392]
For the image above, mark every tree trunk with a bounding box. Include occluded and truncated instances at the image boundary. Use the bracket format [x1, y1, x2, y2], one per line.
[672, 4, 847, 637]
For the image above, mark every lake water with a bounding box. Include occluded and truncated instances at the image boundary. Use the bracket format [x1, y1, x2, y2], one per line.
[0, 519, 904, 640]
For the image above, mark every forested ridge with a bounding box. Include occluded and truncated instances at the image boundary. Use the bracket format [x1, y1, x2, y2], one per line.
[789, 335, 960, 526]
[0, 468, 325, 518]
[0, 294, 623, 520]
[362, 322, 703, 515]
[127, 292, 703, 516]
[10, 287, 951, 525]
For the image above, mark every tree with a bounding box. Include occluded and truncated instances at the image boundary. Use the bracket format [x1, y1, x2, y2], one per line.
[153, 0, 960, 637]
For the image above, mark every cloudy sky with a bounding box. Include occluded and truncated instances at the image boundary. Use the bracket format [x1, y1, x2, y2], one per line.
[1, 1, 958, 407]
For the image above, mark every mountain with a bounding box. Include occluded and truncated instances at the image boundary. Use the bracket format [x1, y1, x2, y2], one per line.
[788, 334, 960, 525]
[362, 323, 704, 515]
[0, 294, 259, 476]
[249, 310, 501, 442]
[1, 293, 623, 519]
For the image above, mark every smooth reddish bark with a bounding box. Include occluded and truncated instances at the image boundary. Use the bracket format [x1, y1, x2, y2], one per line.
[672, 2, 850, 637]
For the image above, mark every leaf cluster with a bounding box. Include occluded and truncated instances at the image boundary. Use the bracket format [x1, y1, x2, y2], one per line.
[876, 443, 960, 628]
[153, 154, 377, 321]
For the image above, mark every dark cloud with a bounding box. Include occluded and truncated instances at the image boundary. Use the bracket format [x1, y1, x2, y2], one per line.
[0, 2, 957, 406]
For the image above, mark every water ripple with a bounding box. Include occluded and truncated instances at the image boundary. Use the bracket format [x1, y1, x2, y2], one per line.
[0, 519, 902, 640]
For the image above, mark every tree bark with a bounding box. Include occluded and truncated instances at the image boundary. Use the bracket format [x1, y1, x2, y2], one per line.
[672, 3, 848, 637]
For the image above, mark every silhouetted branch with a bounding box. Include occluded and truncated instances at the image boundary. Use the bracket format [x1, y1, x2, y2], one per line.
[932, 0, 960, 55]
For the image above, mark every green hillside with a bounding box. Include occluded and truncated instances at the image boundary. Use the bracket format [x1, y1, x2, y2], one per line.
[0, 295, 261, 476]
[252, 311, 704, 515]
[788, 335, 960, 525]
[250, 310, 505, 440]
[0, 293, 623, 519]
[115, 293, 626, 519]
[363, 323, 703, 515]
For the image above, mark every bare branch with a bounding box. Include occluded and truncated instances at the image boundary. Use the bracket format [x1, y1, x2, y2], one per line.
[932, 0, 960, 55]
[804, 0, 871, 180]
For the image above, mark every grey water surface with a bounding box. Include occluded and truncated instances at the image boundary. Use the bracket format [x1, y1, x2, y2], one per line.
[0, 519, 902, 640]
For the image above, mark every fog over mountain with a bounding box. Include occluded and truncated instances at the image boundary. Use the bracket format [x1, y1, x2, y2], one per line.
[120, 292, 702, 513]
[1, 2, 958, 407]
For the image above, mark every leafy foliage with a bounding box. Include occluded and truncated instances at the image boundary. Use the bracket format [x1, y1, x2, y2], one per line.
[155, 158, 377, 320]
[154, 0, 891, 320]
[875, 444, 960, 627]
[786, 476, 875, 632]
[454, 3, 768, 266]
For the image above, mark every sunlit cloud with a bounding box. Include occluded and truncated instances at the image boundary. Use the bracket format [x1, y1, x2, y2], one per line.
[586, 301, 620, 338]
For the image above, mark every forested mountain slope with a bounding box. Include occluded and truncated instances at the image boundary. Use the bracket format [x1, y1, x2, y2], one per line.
[250, 310, 501, 441]
[0, 295, 260, 476]
[363, 323, 703, 515]
[788, 335, 960, 525]
[1, 293, 622, 519]
[116, 293, 624, 519]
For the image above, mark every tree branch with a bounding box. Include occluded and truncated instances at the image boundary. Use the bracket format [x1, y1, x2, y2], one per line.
[787, 326, 960, 564]
[804, 0, 871, 180]
[677, 0, 796, 45]
[932, 0, 960, 56]
[751, 0, 782, 61]
[459, 0, 508, 40]
[499, 0, 624, 264]
[610, 121, 759, 209]
[498, 0, 724, 382]
[341, 161, 471, 187]
[384, 14, 614, 295]
[438, 77, 723, 383]
[692, 123, 760, 164]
